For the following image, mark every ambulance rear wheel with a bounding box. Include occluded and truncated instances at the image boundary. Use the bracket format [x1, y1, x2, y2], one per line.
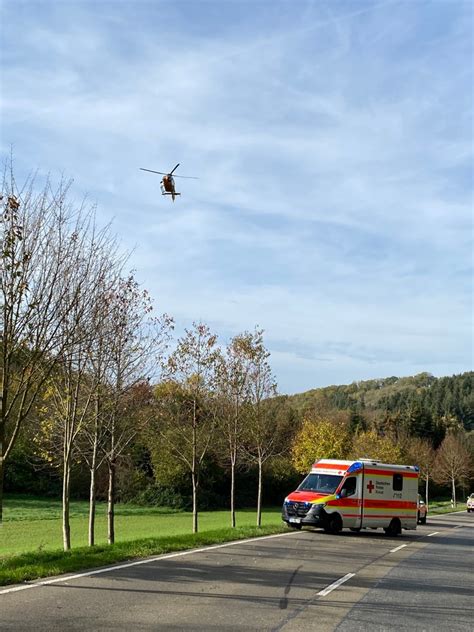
[325, 513, 342, 535]
[384, 518, 401, 536]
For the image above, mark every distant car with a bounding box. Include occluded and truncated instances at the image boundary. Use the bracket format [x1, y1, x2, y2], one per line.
[467, 493, 474, 513]
[417, 494, 427, 524]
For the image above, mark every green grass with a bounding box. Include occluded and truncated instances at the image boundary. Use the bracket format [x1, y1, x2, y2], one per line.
[1, 495, 283, 556]
[0, 495, 286, 586]
[427, 499, 468, 514]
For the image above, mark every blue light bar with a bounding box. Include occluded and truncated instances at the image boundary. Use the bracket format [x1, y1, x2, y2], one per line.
[347, 461, 363, 473]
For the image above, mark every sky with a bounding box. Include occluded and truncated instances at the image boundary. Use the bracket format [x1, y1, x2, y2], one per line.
[1, 0, 472, 394]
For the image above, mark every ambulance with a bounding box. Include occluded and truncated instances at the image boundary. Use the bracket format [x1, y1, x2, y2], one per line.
[282, 459, 419, 535]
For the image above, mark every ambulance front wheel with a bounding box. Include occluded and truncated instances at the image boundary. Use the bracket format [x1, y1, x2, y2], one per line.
[384, 518, 401, 536]
[287, 522, 302, 530]
[324, 513, 342, 535]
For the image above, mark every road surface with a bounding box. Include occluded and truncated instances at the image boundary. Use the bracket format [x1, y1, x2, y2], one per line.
[1, 512, 472, 631]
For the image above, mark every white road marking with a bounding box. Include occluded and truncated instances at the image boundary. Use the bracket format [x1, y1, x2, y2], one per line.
[0, 531, 295, 596]
[390, 544, 407, 553]
[317, 573, 355, 597]
[427, 532, 439, 537]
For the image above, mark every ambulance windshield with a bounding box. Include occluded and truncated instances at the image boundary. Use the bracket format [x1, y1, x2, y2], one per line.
[297, 473, 343, 494]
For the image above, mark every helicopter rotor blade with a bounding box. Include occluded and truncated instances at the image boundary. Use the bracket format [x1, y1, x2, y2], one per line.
[140, 168, 167, 176]
[140, 165, 198, 179]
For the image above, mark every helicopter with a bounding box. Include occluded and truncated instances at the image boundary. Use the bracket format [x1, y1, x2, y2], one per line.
[140, 163, 198, 201]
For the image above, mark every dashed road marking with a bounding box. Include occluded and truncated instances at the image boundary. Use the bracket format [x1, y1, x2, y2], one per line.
[427, 532, 439, 537]
[390, 544, 407, 553]
[317, 572, 355, 597]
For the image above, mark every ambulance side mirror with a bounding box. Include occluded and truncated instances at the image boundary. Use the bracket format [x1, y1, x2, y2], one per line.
[339, 489, 347, 498]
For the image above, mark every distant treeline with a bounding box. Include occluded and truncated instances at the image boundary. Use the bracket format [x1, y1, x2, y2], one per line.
[285, 371, 474, 440]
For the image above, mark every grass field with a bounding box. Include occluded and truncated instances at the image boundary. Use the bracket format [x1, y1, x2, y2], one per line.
[1, 495, 283, 556]
[426, 499, 467, 514]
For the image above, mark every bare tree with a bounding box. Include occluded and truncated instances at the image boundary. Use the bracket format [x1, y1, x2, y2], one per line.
[241, 329, 280, 527]
[80, 343, 110, 547]
[37, 339, 94, 550]
[57, 243, 123, 550]
[102, 275, 172, 544]
[153, 322, 220, 533]
[78, 265, 122, 547]
[32, 217, 121, 550]
[434, 432, 472, 507]
[0, 171, 109, 523]
[216, 332, 254, 528]
[405, 437, 436, 509]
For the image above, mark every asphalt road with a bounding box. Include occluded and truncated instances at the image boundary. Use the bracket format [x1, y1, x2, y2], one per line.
[1, 512, 472, 631]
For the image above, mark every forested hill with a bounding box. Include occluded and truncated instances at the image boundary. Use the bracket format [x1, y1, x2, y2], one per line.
[286, 372, 474, 432]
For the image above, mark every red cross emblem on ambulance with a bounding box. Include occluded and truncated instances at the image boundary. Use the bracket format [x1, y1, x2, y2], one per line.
[366, 480, 375, 493]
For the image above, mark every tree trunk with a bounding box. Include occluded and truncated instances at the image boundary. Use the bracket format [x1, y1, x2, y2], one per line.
[451, 477, 456, 508]
[62, 458, 71, 551]
[107, 460, 115, 545]
[256, 456, 262, 527]
[191, 412, 198, 534]
[0, 348, 5, 524]
[425, 475, 429, 510]
[89, 390, 100, 546]
[0, 453, 4, 525]
[88, 441, 97, 546]
[192, 470, 198, 534]
[230, 460, 236, 528]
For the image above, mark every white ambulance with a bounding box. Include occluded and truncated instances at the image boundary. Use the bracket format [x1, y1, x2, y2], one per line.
[282, 458, 419, 535]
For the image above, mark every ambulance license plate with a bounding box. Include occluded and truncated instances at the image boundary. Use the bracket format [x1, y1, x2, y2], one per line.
[289, 518, 301, 524]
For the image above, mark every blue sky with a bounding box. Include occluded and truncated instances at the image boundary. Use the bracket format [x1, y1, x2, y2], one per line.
[1, 0, 472, 394]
